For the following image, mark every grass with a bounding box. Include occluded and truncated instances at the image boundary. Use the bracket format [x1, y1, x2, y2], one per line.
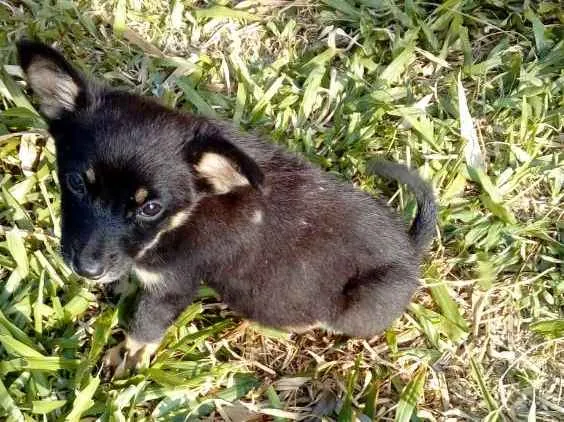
[0, 0, 562, 420]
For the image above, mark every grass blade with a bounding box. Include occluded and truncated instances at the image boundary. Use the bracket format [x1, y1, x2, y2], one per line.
[2, 186, 33, 230]
[113, 0, 127, 36]
[524, 8, 548, 55]
[470, 357, 498, 413]
[265, 385, 288, 422]
[457, 74, 483, 169]
[338, 357, 360, 421]
[301, 66, 325, 120]
[74, 306, 118, 386]
[1, 357, 80, 374]
[176, 78, 217, 118]
[529, 319, 564, 339]
[394, 365, 427, 422]
[6, 229, 29, 278]
[322, 0, 361, 20]
[0, 378, 24, 422]
[0, 69, 40, 115]
[0, 310, 40, 351]
[64, 375, 100, 422]
[62, 288, 96, 320]
[428, 280, 469, 331]
[31, 400, 67, 414]
[0, 334, 44, 358]
[380, 44, 416, 83]
[250, 75, 285, 121]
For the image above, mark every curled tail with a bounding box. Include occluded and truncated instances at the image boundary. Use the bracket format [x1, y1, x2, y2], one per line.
[366, 160, 437, 250]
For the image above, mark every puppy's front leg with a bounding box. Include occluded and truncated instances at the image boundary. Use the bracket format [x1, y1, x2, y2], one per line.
[104, 279, 195, 376]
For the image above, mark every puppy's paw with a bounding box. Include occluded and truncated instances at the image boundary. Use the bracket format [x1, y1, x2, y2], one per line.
[103, 336, 160, 378]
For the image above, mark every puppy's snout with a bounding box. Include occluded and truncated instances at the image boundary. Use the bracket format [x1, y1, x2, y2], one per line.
[72, 252, 105, 280]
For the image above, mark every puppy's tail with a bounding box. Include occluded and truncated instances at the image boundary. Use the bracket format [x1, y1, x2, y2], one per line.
[366, 160, 437, 251]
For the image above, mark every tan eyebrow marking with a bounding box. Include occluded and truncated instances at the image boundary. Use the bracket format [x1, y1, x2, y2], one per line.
[86, 168, 96, 183]
[135, 209, 192, 259]
[134, 188, 149, 204]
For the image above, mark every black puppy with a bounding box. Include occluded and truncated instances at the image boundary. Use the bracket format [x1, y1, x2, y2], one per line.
[17, 40, 436, 369]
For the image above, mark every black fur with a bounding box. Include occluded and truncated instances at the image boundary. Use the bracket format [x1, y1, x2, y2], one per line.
[17, 40, 437, 342]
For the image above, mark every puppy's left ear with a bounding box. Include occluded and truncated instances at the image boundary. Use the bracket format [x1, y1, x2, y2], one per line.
[16, 40, 89, 119]
[185, 126, 264, 194]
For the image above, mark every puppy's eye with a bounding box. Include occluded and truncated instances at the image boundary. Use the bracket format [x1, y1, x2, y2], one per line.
[66, 173, 86, 196]
[138, 200, 163, 220]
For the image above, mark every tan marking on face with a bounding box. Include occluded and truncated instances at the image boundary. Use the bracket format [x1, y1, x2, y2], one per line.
[195, 152, 249, 194]
[134, 187, 149, 204]
[168, 210, 191, 230]
[135, 209, 193, 259]
[85, 168, 96, 183]
[136, 235, 161, 259]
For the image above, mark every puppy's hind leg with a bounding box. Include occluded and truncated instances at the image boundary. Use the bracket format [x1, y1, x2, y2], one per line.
[330, 265, 418, 338]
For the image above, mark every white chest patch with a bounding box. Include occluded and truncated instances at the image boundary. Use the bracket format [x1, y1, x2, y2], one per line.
[133, 266, 163, 290]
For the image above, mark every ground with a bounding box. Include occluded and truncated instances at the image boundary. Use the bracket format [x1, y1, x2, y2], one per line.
[0, 1, 562, 421]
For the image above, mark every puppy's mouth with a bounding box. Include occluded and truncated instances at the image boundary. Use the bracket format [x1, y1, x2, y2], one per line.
[82, 271, 126, 284]
[70, 264, 130, 284]
[78, 266, 132, 284]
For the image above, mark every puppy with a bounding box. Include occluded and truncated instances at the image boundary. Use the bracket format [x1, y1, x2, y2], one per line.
[17, 40, 437, 369]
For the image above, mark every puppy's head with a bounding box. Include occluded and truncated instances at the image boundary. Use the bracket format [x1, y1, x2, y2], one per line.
[17, 40, 263, 283]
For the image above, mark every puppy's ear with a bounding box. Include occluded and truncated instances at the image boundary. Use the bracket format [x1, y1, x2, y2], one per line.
[185, 126, 264, 194]
[16, 40, 89, 119]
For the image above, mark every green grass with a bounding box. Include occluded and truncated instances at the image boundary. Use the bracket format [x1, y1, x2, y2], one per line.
[0, 0, 562, 420]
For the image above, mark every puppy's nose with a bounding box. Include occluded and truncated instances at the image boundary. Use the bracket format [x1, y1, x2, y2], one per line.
[72, 256, 105, 280]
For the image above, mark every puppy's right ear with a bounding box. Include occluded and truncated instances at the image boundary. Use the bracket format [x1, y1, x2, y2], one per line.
[16, 40, 89, 119]
[185, 124, 264, 195]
